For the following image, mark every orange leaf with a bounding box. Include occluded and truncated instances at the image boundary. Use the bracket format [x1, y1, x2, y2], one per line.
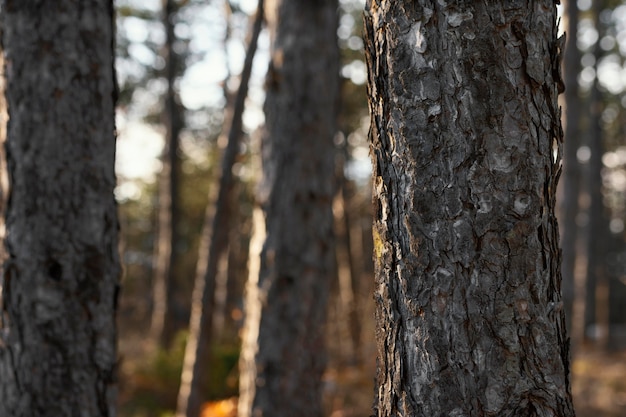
[200, 397, 238, 417]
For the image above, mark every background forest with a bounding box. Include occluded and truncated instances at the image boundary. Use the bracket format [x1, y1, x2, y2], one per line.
[112, 0, 625, 416]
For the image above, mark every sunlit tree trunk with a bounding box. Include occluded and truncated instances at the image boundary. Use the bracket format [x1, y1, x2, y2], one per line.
[0, 2, 120, 416]
[175, 3, 264, 416]
[364, 1, 575, 415]
[151, 0, 184, 349]
[237, 0, 339, 416]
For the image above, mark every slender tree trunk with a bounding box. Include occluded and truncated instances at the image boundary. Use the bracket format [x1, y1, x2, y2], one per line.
[0, 2, 120, 416]
[584, 60, 606, 346]
[364, 2, 575, 415]
[559, 0, 582, 342]
[151, 0, 183, 349]
[583, 1, 608, 347]
[211, 0, 234, 343]
[175, 3, 263, 416]
[237, 1, 339, 416]
[334, 153, 361, 364]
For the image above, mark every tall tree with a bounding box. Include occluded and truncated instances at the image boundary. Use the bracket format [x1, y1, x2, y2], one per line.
[560, 0, 582, 340]
[237, 0, 339, 416]
[150, 0, 184, 349]
[175, 2, 264, 416]
[0, 2, 120, 416]
[584, 1, 609, 345]
[364, 2, 575, 415]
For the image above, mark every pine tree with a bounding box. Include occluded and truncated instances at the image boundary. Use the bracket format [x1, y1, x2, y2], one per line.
[0, 2, 120, 416]
[364, 2, 575, 415]
[237, 0, 340, 416]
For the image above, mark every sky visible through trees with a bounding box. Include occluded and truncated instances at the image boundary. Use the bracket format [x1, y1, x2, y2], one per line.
[115, 0, 370, 191]
[116, 0, 626, 206]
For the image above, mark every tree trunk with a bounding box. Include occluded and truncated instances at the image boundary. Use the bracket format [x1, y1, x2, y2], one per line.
[559, 0, 582, 342]
[151, 0, 184, 349]
[175, 3, 263, 416]
[584, 46, 607, 347]
[333, 153, 361, 365]
[0, 2, 120, 416]
[237, 1, 339, 416]
[364, 2, 575, 415]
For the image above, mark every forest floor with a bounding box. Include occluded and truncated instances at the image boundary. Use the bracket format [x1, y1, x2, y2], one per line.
[118, 338, 626, 417]
[117, 301, 626, 417]
[571, 348, 626, 417]
[196, 347, 626, 417]
[317, 348, 626, 417]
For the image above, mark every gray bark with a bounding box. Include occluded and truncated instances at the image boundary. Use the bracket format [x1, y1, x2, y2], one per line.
[0, 2, 120, 417]
[175, 3, 263, 417]
[237, 0, 339, 416]
[364, 1, 575, 416]
[559, 0, 582, 340]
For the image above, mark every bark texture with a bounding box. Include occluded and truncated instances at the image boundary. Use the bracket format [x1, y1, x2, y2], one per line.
[237, 0, 339, 416]
[364, 1, 575, 416]
[0, 2, 120, 417]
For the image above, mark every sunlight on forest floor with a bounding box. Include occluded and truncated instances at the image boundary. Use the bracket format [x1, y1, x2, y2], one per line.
[119, 321, 626, 417]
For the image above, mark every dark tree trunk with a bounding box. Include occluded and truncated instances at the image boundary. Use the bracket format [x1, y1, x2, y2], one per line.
[583, 55, 607, 347]
[0, 2, 120, 416]
[151, 0, 184, 349]
[559, 0, 582, 341]
[175, 3, 263, 417]
[364, 2, 575, 416]
[583, 0, 610, 347]
[237, 0, 339, 416]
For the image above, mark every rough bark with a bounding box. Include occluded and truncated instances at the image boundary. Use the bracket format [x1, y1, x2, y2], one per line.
[364, 1, 575, 416]
[237, 0, 339, 416]
[174, 3, 263, 416]
[0, 2, 120, 416]
[559, 0, 582, 340]
[151, 0, 184, 349]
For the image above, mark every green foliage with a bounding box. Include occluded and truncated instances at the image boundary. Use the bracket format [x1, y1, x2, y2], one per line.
[119, 332, 185, 417]
[119, 331, 241, 417]
[205, 344, 241, 400]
